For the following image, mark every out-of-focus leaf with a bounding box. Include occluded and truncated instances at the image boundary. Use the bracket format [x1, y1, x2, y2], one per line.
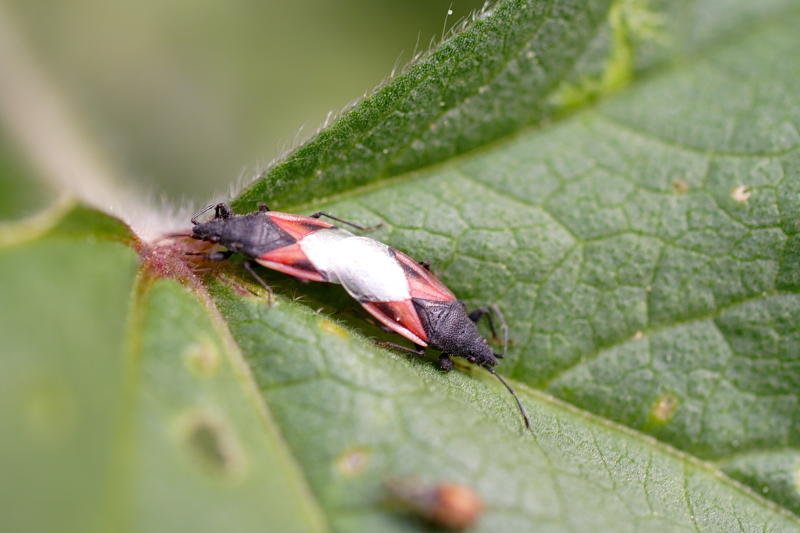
[0, 131, 53, 219]
[0, 205, 327, 533]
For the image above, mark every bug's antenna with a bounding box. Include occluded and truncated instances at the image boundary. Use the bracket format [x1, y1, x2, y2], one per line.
[191, 204, 217, 225]
[158, 232, 193, 241]
[485, 366, 530, 431]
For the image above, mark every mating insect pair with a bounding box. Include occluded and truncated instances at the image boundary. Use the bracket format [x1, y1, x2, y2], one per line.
[188, 202, 530, 430]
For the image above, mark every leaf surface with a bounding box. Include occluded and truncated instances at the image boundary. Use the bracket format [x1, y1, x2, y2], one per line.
[0, 206, 326, 533]
[229, 0, 800, 522]
[2, 0, 800, 531]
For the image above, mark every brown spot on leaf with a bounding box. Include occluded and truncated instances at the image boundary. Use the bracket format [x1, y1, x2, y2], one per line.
[671, 178, 689, 195]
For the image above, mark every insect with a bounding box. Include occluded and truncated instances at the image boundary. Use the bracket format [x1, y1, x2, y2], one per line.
[384, 478, 483, 530]
[187, 202, 530, 430]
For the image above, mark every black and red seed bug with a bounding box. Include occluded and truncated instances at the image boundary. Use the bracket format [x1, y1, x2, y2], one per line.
[187, 202, 530, 430]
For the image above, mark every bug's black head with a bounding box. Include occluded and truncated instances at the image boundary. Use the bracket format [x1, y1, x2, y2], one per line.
[412, 299, 531, 431]
[461, 336, 499, 368]
[191, 217, 226, 244]
[190, 202, 231, 242]
[412, 299, 497, 367]
[189, 203, 293, 258]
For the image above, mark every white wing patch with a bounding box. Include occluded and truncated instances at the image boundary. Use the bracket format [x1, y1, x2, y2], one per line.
[297, 227, 352, 279]
[300, 229, 410, 302]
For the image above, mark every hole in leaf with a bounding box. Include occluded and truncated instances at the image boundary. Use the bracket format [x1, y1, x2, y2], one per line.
[175, 410, 246, 479]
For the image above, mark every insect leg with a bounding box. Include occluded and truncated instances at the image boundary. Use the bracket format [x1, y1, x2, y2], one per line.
[438, 354, 454, 372]
[243, 260, 273, 305]
[468, 307, 497, 337]
[468, 305, 508, 358]
[186, 250, 234, 262]
[375, 341, 426, 356]
[418, 260, 431, 271]
[490, 304, 509, 359]
[309, 211, 382, 232]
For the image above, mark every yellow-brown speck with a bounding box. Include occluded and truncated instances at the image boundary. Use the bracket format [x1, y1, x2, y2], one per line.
[650, 393, 679, 424]
[184, 339, 220, 377]
[320, 319, 348, 338]
[671, 178, 689, 195]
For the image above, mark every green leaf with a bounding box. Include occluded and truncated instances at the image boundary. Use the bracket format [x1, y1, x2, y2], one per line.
[228, 0, 800, 522]
[211, 281, 800, 531]
[233, 0, 616, 211]
[0, 205, 326, 533]
[3, 0, 800, 531]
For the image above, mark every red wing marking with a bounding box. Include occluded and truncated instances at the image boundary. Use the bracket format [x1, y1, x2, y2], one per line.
[257, 243, 326, 282]
[362, 300, 428, 346]
[267, 212, 333, 241]
[392, 250, 456, 302]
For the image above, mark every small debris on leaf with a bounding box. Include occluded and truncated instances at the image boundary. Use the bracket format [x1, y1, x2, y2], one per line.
[671, 178, 689, 195]
[731, 185, 752, 203]
[385, 478, 482, 530]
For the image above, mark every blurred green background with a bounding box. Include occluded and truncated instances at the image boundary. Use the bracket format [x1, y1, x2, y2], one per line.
[0, 0, 484, 217]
